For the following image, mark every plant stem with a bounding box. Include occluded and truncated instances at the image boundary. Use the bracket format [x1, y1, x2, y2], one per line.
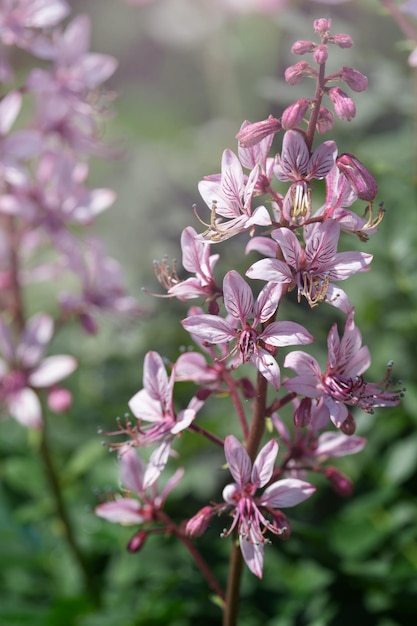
[39, 412, 101, 607]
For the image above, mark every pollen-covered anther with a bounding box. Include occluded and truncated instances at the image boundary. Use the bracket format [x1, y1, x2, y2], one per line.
[292, 181, 311, 219]
[299, 270, 330, 307]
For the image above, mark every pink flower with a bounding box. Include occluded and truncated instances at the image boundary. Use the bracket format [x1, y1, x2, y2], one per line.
[125, 351, 200, 469]
[60, 237, 141, 333]
[273, 130, 337, 222]
[182, 270, 313, 389]
[283, 309, 403, 427]
[197, 149, 271, 242]
[166, 227, 221, 305]
[221, 435, 315, 577]
[246, 221, 372, 311]
[0, 313, 77, 428]
[95, 444, 183, 532]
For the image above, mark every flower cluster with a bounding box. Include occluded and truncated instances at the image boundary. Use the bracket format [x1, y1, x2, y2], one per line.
[0, 1, 141, 427]
[97, 17, 403, 593]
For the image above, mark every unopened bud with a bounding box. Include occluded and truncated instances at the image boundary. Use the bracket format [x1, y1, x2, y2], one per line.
[340, 67, 368, 92]
[285, 61, 316, 85]
[281, 98, 310, 130]
[47, 387, 73, 413]
[294, 398, 312, 428]
[314, 44, 328, 65]
[196, 387, 212, 402]
[340, 412, 356, 435]
[328, 87, 356, 121]
[325, 466, 353, 497]
[186, 506, 214, 537]
[238, 376, 256, 399]
[208, 299, 220, 315]
[236, 116, 281, 148]
[80, 312, 98, 334]
[291, 40, 315, 55]
[332, 33, 353, 49]
[316, 106, 334, 134]
[128, 530, 148, 552]
[313, 18, 331, 36]
[336, 153, 378, 201]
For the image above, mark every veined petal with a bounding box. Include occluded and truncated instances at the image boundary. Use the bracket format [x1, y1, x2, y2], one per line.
[261, 322, 314, 347]
[171, 408, 195, 434]
[223, 271, 253, 321]
[275, 130, 309, 181]
[260, 478, 315, 507]
[240, 530, 264, 578]
[180, 226, 205, 273]
[17, 313, 54, 368]
[252, 439, 278, 488]
[251, 349, 281, 390]
[143, 351, 169, 402]
[224, 435, 252, 486]
[308, 140, 337, 179]
[181, 314, 235, 344]
[284, 350, 321, 377]
[246, 204, 272, 227]
[119, 445, 146, 493]
[271, 227, 303, 270]
[144, 441, 171, 488]
[315, 432, 366, 457]
[330, 251, 372, 279]
[253, 282, 283, 324]
[283, 374, 323, 398]
[246, 258, 293, 283]
[221, 149, 244, 204]
[95, 498, 144, 525]
[128, 388, 162, 422]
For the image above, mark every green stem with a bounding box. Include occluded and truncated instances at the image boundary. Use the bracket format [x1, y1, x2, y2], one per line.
[39, 412, 101, 607]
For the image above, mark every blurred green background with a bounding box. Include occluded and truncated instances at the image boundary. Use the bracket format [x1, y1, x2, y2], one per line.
[1, 0, 417, 624]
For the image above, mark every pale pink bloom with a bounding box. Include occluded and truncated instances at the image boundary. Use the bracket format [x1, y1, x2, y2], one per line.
[60, 237, 141, 333]
[0, 313, 77, 428]
[246, 221, 372, 311]
[0, 90, 42, 195]
[26, 15, 117, 153]
[273, 130, 337, 222]
[0, 0, 70, 53]
[126, 352, 200, 468]
[95, 444, 183, 529]
[283, 309, 403, 427]
[221, 435, 315, 577]
[237, 119, 277, 194]
[167, 227, 221, 304]
[181, 270, 313, 389]
[198, 149, 271, 242]
[314, 164, 382, 240]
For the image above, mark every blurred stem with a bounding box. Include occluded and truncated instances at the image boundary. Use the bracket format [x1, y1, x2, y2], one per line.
[4, 214, 25, 333]
[381, 0, 417, 42]
[224, 371, 249, 440]
[223, 371, 268, 626]
[39, 410, 101, 607]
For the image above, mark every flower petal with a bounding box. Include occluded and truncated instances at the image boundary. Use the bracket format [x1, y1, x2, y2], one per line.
[260, 478, 315, 507]
[224, 435, 251, 486]
[95, 498, 144, 525]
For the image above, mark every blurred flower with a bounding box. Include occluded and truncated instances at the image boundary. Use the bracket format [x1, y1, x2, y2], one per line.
[0, 313, 77, 428]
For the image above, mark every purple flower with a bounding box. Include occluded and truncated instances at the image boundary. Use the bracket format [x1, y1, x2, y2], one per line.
[95, 444, 183, 531]
[181, 270, 313, 389]
[246, 221, 372, 311]
[126, 351, 200, 470]
[166, 227, 221, 304]
[221, 435, 315, 577]
[273, 130, 337, 222]
[60, 237, 141, 333]
[0, 313, 77, 428]
[283, 309, 403, 427]
[198, 149, 271, 242]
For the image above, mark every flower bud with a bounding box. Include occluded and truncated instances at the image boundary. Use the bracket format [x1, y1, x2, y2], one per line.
[336, 153, 378, 201]
[238, 376, 256, 399]
[314, 44, 328, 65]
[313, 18, 331, 36]
[208, 299, 220, 315]
[291, 40, 315, 55]
[340, 412, 356, 435]
[185, 506, 214, 537]
[325, 467, 353, 497]
[316, 106, 334, 134]
[236, 116, 281, 148]
[294, 397, 312, 428]
[269, 510, 291, 539]
[328, 87, 356, 121]
[47, 387, 73, 413]
[285, 61, 316, 85]
[332, 33, 353, 49]
[127, 530, 148, 553]
[340, 67, 368, 92]
[281, 98, 310, 130]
